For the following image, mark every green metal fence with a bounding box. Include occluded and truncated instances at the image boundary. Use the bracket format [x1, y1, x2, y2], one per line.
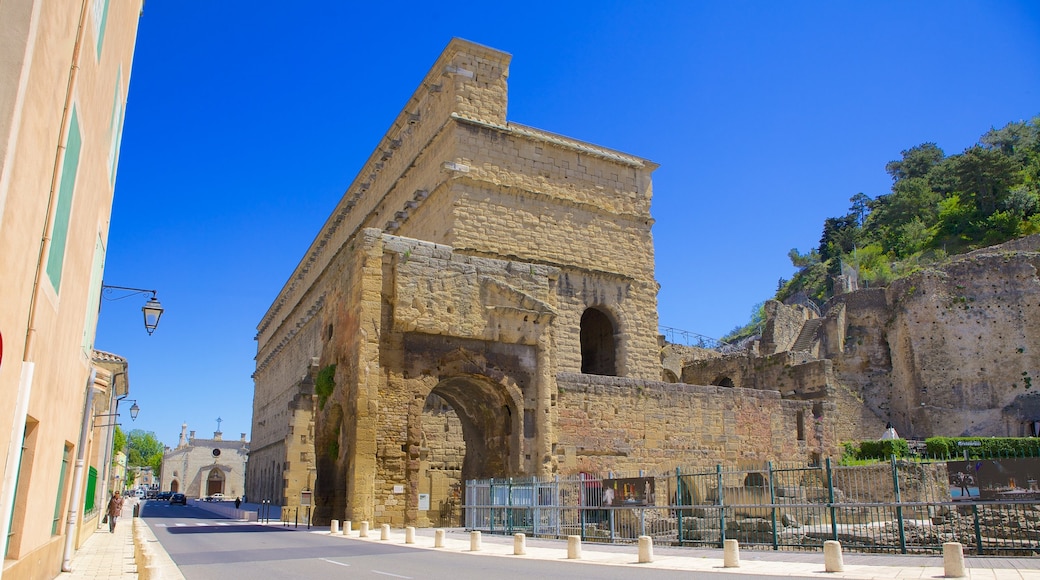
[465, 455, 1040, 555]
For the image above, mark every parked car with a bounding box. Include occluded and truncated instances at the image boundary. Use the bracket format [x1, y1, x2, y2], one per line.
[157, 491, 172, 500]
[206, 493, 225, 502]
[170, 493, 187, 505]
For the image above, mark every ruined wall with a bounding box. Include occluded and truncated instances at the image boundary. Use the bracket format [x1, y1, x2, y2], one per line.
[759, 301, 811, 355]
[821, 249, 1040, 439]
[554, 373, 833, 475]
[883, 252, 1040, 437]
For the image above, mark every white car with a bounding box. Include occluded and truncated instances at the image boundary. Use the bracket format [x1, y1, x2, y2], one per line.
[206, 493, 224, 502]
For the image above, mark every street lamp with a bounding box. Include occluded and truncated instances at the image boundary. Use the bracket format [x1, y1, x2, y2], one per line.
[101, 284, 165, 335]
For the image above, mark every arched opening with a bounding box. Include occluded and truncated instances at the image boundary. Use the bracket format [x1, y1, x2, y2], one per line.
[580, 307, 616, 376]
[419, 375, 518, 526]
[206, 468, 225, 497]
[712, 376, 735, 388]
[170, 480, 179, 493]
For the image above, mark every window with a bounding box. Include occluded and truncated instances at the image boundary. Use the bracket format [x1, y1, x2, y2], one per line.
[45, 108, 82, 292]
[53, 443, 73, 535]
[107, 67, 125, 183]
[580, 307, 617, 376]
[6, 420, 38, 558]
[81, 235, 105, 355]
[91, 0, 110, 60]
[84, 466, 98, 512]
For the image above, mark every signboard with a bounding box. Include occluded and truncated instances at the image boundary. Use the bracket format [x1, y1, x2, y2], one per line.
[948, 458, 1040, 501]
[601, 477, 655, 507]
[418, 493, 430, 511]
[300, 490, 312, 507]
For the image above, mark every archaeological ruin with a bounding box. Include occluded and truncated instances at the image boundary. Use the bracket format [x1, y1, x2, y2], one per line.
[249, 38, 1040, 528]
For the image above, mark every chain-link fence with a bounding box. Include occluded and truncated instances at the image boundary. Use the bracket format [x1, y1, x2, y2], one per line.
[465, 457, 1040, 555]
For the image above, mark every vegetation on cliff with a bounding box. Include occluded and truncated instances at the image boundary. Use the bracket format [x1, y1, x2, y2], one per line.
[783, 115, 1040, 305]
[723, 116, 1040, 343]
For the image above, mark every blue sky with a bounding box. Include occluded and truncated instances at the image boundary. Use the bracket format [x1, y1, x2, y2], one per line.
[95, 1, 1040, 447]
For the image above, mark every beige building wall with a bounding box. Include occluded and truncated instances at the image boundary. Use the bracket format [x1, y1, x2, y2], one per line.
[0, 1, 143, 578]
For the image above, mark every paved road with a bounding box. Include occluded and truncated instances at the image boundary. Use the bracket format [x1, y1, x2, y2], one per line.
[141, 502, 812, 579]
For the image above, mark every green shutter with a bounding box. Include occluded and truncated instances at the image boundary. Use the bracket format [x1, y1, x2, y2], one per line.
[82, 236, 106, 355]
[84, 467, 98, 512]
[95, 0, 110, 60]
[45, 108, 82, 293]
[53, 444, 71, 535]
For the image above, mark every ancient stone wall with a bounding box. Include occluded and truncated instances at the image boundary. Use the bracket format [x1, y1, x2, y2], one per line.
[759, 302, 811, 355]
[554, 373, 833, 475]
[883, 253, 1040, 437]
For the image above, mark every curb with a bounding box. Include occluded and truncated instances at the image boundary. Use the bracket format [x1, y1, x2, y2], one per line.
[133, 518, 185, 580]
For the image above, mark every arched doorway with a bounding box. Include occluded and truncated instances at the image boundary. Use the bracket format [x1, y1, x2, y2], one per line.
[712, 376, 735, 388]
[418, 375, 520, 526]
[206, 468, 225, 496]
[170, 480, 179, 493]
[580, 308, 616, 376]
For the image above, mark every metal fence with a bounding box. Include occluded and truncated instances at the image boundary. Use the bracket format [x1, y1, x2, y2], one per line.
[465, 457, 1040, 556]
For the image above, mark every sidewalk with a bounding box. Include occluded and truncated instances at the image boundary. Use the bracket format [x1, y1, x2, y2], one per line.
[55, 512, 136, 579]
[316, 525, 1040, 580]
[56, 501, 1040, 580]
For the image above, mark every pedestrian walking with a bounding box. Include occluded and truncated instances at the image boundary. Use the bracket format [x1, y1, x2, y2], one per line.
[106, 491, 123, 533]
[235, 497, 241, 509]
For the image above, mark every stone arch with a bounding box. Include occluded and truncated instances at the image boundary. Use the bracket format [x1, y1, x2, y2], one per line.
[170, 479, 179, 493]
[580, 307, 617, 376]
[426, 373, 522, 482]
[712, 376, 735, 388]
[206, 467, 225, 497]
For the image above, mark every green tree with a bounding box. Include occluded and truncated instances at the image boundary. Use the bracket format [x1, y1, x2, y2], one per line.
[952, 146, 1019, 215]
[787, 247, 820, 269]
[127, 429, 164, 474]
[885, 143, 945, 183]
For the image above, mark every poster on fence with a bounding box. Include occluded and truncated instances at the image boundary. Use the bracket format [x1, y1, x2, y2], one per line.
[601, 477, 655, 507]
[947, 458, 1040, 501]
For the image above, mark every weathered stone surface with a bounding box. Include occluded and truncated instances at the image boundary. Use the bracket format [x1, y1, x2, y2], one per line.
[249, 39, 835, 528]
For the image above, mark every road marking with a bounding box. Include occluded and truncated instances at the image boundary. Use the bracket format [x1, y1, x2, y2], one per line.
[371, 571, 411, 579]
[154, 523, 167, 527]
[319, 558, 351, 568]
[175, 523, 186, 527]
[217, 522, 229, 526]
[195, 523, 207, 526]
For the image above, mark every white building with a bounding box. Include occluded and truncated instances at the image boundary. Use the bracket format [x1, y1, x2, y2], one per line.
[161, 424, 248, 499]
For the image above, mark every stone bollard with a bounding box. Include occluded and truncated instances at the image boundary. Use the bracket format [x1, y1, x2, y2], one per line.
[330, 519, 339, 534]
[824, 540, 844, 572]
[567, 535, 582, 560]
[470, 530, 482, 551]
[342, 520, 351, 536]
[637, 535, 653, 563]
[435, 529, 445, 548]
[359, 521, 369, 538]
[405, 527, 415, 544]
[381, 524, 390, 540]
[723, 538, 740, 568]
[514, 533, 526, 555]
[943, 542, 965, 578]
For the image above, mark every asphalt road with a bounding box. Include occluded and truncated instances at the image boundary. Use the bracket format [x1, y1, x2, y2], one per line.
[141, 502, 812, 579]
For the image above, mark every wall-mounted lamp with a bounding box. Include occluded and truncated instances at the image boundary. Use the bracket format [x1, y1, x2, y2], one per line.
[92, 399, 139, 428]
[101, 284, 164, 335]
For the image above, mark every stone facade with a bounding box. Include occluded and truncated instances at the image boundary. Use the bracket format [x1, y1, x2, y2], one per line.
[161, 424, 248, 500]
[0, 2, 143, 578]
[251, 38, 832, 529]
[682, 234, 1040, 447]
